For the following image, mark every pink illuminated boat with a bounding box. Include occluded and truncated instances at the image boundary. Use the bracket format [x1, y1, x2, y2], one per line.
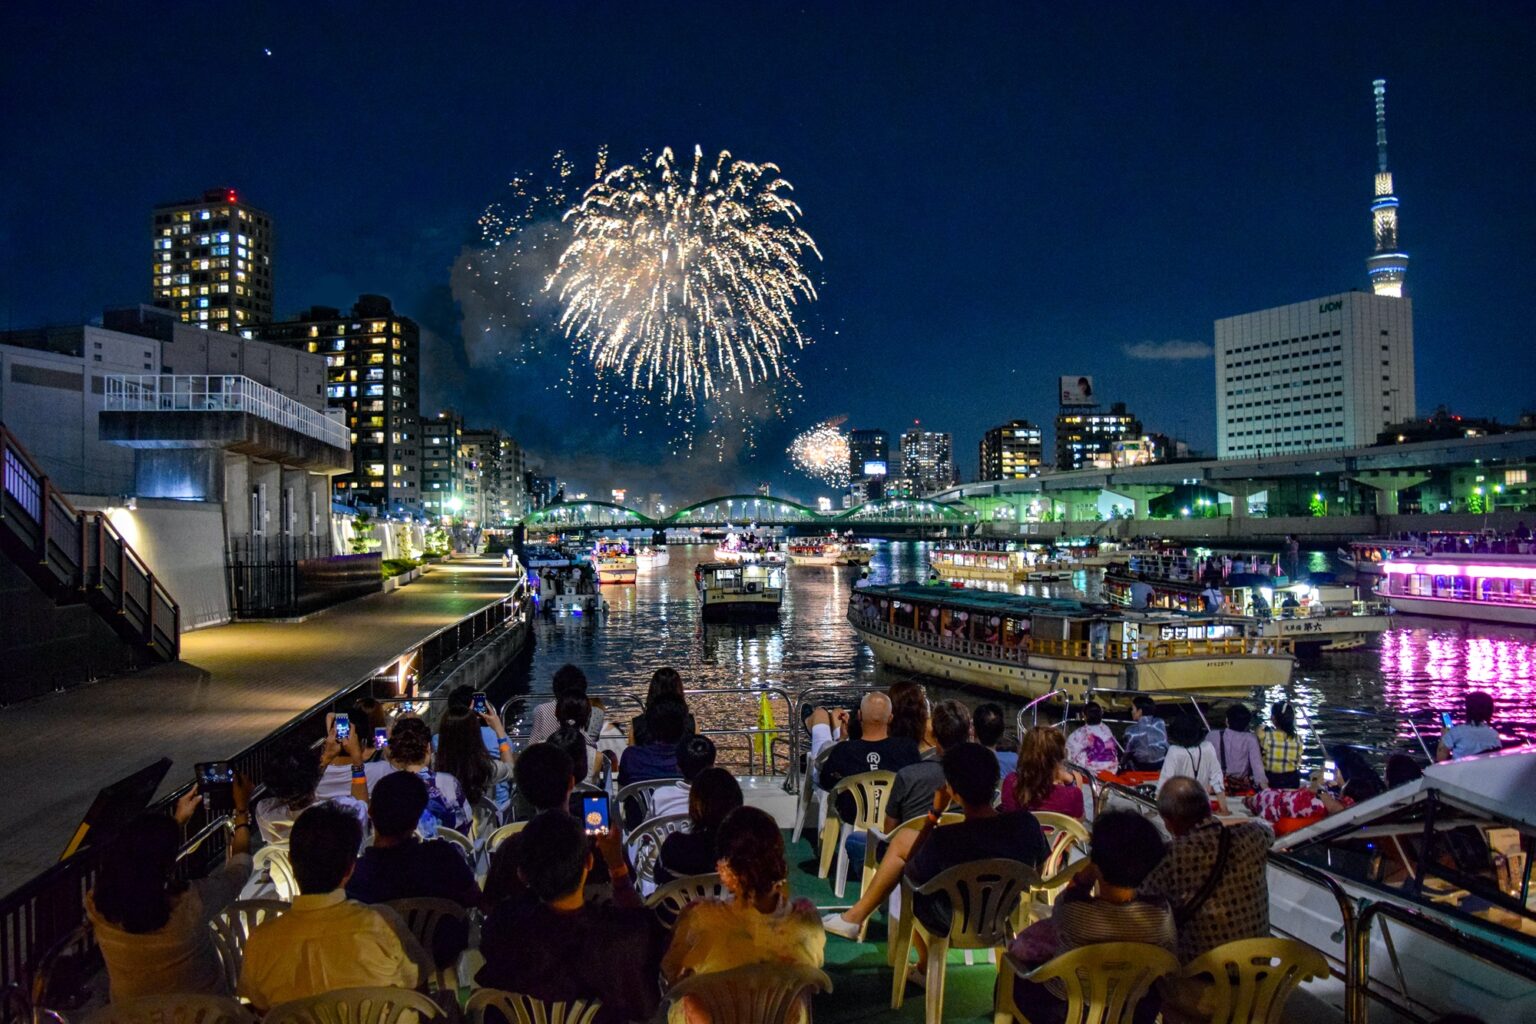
[1377, 554, 1536, 626]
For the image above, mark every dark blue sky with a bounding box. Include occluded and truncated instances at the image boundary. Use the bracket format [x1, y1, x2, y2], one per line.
[3, 3, 1532, 501]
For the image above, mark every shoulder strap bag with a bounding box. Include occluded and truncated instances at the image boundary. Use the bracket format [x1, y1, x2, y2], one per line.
[1175, 824, 1233, 925]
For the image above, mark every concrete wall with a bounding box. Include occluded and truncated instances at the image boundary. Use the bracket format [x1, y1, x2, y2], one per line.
[0, 557, 146, 701]
[71, 495, 233, 630]
[162, 322, 327, 411]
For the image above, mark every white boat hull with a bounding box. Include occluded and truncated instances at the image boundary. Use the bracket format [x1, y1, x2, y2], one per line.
[1383, 591, 1536, 626]
[635, 549, 670, 569]
[595, 560, 637, 585]
[852, 625, 1291, 698]
[788, 552, 842, 566]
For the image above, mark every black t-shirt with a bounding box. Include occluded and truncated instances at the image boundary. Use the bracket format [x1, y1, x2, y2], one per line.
[905, 811, 1050, 935]
[478, 900, 666, 1024]
[654, 828, 718, 887]
[630, 709, 697, 747]
[819, 735, 923, 822]
[345, 839, 480, 963]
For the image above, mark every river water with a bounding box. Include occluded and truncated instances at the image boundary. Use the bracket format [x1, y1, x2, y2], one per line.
[494, 541, 1536, 767]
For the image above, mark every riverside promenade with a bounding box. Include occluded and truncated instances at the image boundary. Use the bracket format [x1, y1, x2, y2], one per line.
[0, 556, 526, 890]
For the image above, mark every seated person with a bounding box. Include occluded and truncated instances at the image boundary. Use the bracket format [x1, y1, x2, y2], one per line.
[662, 806, 825, 1024]
[511, 724, 601, 822]
[364, 717, 470, 834]
[618, 696, 689, 786]
[529, 663, 606, 745]
[239, 803, 431, 1011]
[1064, 702, 1120, 776]
[1008, 811, 1175, 1024]
[653, 735, 717, 820]
[1244, 773, 1381, 824]
[1122, 695, 1168, 771]
[1157, 713, 1226, 811]
[345, 772, 482, 963]
[655, 767, 743, 886]
[807, 692, 922, 823]
[1437, 691, 1503, 761]
[478, 812, 664, 1024]
[489, 743, 598, 906]
[87, 780, 254, 1001]
[630, 666, 698, 746]
[822, 742, 1049, 978]
[1205, 703, 1269, 792]
[1002, 727, 1086, 818]
[254, 733, 367, 845]
[316, 699, 391, 801]
[973, 702, 1017, 776]
[885, 700, 972, 827]
[1139, 777, 1273, 963]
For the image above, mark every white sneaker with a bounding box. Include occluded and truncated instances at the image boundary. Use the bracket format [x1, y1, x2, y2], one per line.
[821, 912, 861, 940]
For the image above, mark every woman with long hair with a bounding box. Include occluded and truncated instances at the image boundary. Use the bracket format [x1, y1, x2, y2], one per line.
[662, 806, 824, 1024]
[655, 767, 744, 886]
[87, 776, 254, 1000]
[254, 734, 366, 844]
[371, 716, 469, 833]
[436, 704, 514, 809]
[1002, 726, 1085, 817]
[529, 663, 606, 745]
[630, 666, 698, 746]
[888, 679, 932, 748]
[1259, 700, 1303, 789]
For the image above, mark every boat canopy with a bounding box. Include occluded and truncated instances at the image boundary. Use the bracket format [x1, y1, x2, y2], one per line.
[858, 582, 1225, 623]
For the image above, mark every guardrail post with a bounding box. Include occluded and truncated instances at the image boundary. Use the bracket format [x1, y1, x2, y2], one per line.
[38, 477, 50, 564]
[145, 572, 156, 644]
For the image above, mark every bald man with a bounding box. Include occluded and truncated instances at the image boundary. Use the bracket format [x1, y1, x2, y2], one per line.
[808, 691, 922, 824]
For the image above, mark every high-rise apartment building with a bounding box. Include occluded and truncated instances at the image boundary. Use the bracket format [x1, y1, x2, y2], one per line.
[979, 420, 1043, 480]
[1055, 402, 1142, 471]
[152, 188, 273, 329]
[848, 428, 889, 501]
[422, 410, 466, 518]
[900, 425, 954, 494]
[246, 295, 420, 510]
[1214, 291, 1414, 458]
[462, 427, 527, 525]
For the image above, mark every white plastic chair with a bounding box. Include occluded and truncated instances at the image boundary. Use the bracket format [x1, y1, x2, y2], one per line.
[383, 897, 472, 992]
[251, 845, 297, 901]
[84, 995, 254, 1024]
[625, 813, 691, 895]
[645, 872, 730, 930]
[818, 770, 896, 898]
[207, 898, 288, 992]
[666, 963, 832, 1024]
[465, 988, 600, 1024]
[263, 988, 446, 1024]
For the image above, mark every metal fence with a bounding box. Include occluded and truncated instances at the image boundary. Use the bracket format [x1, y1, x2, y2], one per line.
[103, 374, 350, 451]
[226, 535, 380, 618]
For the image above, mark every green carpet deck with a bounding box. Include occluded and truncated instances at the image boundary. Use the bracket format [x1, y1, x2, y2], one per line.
[784, 833, 1003, 1023]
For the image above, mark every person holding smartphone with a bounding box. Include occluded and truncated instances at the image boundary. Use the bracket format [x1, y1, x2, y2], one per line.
[1436, 691, 1503, 761]
[87, 772, 256, 1000]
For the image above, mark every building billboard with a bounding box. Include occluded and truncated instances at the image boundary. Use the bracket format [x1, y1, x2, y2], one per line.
[1059, 375, 1096, 406]
[862, 460, 888, 477]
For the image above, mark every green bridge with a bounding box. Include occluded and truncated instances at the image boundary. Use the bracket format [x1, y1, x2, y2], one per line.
[520, 494, 976, 533]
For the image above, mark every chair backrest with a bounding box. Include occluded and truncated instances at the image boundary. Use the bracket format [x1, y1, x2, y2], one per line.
[263, 987, 447, 1024]
[665, 963, 832, 1024]
[434, 826, 475, 863]
[1021, 942, 1181, 1024]
[252, 845, 298, 901]
[84, 995, 254, 1024]
[486, 820, 529, 853]
[383, 898, 470, 973]
[465, 988, 601, 1024]
[262, 819, 296, 845]
[909, 857, 1040, 949]
[615, 778, 683, 831]
[645, 872, 730, 930]
[625, 813, 691, 890]
[208, 899, 289, 992]
[830, 770, 898, 830]
[1033, 811, 1090, 875]
[1180, 937, 1331, 1024]
[470, 798, 502, 844]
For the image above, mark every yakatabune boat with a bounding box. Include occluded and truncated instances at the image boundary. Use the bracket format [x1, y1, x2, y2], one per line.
[847, 583, 1294, 698]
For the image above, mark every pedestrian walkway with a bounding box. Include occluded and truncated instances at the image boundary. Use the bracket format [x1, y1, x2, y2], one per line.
[0, 557, 523, 890]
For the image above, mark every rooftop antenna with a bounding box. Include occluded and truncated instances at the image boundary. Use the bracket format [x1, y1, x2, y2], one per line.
[1373, 78, 1390, 173]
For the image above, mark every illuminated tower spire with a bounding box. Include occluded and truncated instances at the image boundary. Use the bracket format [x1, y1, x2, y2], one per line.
[1366, 78, 1409, 296]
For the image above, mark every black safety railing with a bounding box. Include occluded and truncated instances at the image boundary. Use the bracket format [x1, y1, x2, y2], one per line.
[0, 576, 531, 999]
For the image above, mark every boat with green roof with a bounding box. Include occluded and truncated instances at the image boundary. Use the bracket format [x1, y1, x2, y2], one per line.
[847, 582, 1294, 698]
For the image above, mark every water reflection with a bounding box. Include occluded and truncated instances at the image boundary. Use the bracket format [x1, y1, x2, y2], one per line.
[498, 541, 1536, 763]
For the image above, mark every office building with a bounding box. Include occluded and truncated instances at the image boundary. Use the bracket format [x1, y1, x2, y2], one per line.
[422, 410, 466, 518]
[1214, 291, 1414, 458]
[1366, 79, 1410, 298]
[900, 425, 954, 495]
[979, 420, 1043, 480]
[462, 427, 527, 525]
[152, 188, 274, 329]
[847, 428, 889, 500]
[1055, 402, 1142, 471]
[246, 295, 420, 511]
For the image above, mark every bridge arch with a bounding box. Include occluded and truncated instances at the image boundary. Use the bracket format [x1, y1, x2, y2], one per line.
[524, 499, 656, 530]
[664, 494, 821, 527]
[835, 498, 976, 524]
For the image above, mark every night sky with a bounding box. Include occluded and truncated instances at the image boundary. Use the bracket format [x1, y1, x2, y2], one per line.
[3, 3, 1533, 502]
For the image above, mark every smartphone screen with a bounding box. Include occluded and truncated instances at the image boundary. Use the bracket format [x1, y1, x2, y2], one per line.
[334, 713, 351, 741]
[1440, 712, 1455, 729]
[472, 692, 490, 715]
[196, 761, 235, 813]
[582, 794, 611, 836]
[373, 726, 389, 748]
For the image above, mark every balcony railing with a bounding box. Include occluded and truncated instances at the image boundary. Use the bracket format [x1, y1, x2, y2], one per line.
[103, 374, 350, 451]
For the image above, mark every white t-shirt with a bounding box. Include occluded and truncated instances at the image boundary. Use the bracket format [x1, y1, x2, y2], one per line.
[651, 781, 692, 820]
[1157, 742, 1225, 795]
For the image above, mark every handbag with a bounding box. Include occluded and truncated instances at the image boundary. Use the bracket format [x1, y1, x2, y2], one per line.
[1217, 730, 1255, 793]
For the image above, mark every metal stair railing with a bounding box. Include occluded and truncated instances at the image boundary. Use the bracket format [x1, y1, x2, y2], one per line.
[0, 421, 180, 661]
